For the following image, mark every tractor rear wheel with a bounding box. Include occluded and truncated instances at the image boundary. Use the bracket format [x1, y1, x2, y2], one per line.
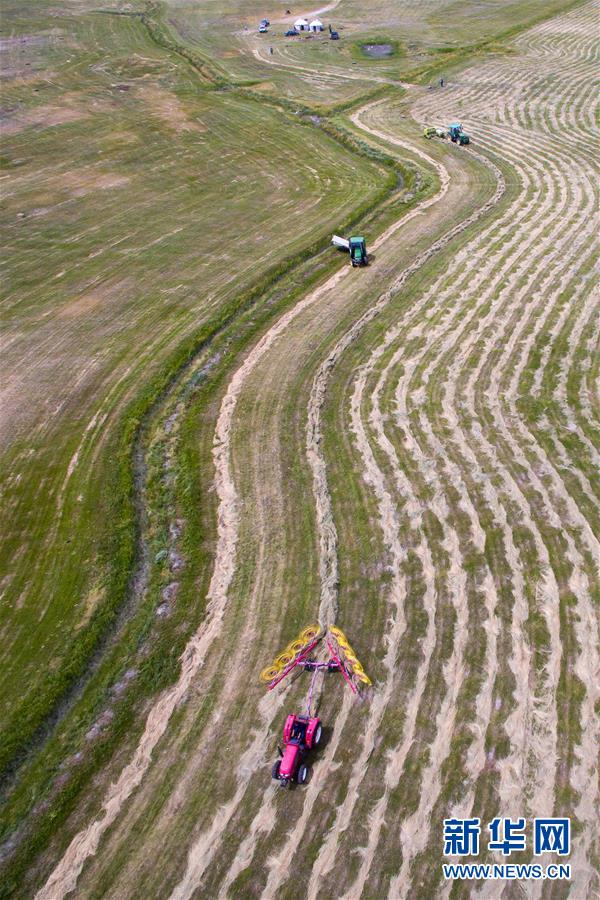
[312, 724, 322, 746]
[297, 764, 309, 784]
[272, 760, 281, 780]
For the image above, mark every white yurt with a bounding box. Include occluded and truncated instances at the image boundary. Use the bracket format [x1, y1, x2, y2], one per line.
[309, 19, 324, 32]
[294, 17, 309, 31]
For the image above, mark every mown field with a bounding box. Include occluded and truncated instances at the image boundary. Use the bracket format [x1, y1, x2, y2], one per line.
[1, 0, 598, 898]
[164, 0, 586, 100]
[0, 0, 389, 886]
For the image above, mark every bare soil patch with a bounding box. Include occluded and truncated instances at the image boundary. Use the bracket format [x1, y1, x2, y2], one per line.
[137, 85, 207, 133]
[1, 104, 88, 136]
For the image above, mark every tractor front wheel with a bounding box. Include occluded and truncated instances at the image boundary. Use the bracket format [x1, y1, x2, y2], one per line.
[271, 760, 281, 780]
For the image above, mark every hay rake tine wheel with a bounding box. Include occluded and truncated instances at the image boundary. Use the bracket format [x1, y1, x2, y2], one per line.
[260, 664, 282, 684]
[264, 634, 323, 690]
[300, 624, 322, 643]
[275, 651, 294, 667]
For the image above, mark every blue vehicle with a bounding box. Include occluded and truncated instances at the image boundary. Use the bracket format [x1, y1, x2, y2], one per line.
[448, 122, 470, 144]
[285, 28, 298, 36]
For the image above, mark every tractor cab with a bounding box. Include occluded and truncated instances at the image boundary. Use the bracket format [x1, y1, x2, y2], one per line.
[349, 236, 368, 267]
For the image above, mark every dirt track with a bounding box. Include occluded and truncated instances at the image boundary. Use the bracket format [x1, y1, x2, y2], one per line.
[36, 3, 599, 897]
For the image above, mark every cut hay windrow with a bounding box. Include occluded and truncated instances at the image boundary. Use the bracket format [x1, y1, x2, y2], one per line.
[294, 8, 596, 884]
[366, 14, 596, 884]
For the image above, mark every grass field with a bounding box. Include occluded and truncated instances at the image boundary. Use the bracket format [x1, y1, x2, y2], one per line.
[1, 0, 598, 897]
[0, 0, 387, 764]
[163, 0, 586, 96]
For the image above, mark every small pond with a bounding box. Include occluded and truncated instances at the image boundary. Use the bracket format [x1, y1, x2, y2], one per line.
[362, 43, 393, 58]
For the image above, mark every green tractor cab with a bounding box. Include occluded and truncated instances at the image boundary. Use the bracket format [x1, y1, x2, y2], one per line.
[349, 236, 368, 267]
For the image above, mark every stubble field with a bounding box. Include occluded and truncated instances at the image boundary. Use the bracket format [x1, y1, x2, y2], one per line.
[0, 0, 598, 898]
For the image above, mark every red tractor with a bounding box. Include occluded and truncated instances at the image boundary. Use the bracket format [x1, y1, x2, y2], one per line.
[271, 714, 322, 788]
[261, 624, 371, 788]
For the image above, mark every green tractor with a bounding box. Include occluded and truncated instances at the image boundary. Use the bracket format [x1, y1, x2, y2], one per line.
[349, 236, 368, 267]
[448, 122, 470, 145]
[331, 234, 368, 266]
